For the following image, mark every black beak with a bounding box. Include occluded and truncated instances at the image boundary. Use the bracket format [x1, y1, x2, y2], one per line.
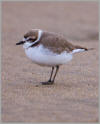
[16, 41, 25, 45]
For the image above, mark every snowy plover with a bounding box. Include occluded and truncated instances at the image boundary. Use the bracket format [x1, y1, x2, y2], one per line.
[16, 29, 90, 85]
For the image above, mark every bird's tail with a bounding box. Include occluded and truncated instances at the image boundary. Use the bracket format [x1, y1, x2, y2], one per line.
[72, 45, 94, 54]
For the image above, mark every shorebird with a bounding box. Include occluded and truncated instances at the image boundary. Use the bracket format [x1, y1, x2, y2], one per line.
[16, 29, 91, 85]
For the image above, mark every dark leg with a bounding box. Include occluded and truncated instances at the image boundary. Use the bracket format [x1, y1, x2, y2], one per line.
[41, 66, 59, 85]
[48, 67, 54, 82]
[41, 67, 55, 85]
[52, 66, 59, 82]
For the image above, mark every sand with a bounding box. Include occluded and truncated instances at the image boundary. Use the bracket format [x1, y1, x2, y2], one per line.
[1, 1, 99, 122]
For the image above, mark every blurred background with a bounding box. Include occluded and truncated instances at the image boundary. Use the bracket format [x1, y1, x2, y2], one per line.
[2, 1, 99, 122]
[2, 1, 98, 42]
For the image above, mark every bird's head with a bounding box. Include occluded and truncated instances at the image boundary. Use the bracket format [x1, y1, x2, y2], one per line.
[16, 29, 42, 49]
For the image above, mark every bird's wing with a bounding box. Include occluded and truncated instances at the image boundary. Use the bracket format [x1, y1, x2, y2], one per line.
[40, 31, 75, 54]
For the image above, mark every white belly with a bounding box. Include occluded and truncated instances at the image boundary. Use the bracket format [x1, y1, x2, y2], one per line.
[24, 45, 73, 67]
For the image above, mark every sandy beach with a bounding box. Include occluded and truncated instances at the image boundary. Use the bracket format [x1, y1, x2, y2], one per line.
[1, 1, 99, 122]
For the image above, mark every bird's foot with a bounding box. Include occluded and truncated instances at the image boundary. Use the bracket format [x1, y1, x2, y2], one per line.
[41, 80, 54, 85]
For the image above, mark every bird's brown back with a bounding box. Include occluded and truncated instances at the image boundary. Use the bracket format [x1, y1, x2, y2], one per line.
[40, 31, 76, 54]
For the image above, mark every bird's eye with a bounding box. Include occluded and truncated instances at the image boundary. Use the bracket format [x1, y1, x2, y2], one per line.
[24, 36, 27, 39]
[27, 38, 33, 41]
[27, 37, 37, 42]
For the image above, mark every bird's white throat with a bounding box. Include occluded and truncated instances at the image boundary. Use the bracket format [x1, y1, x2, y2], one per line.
[23, 42, 32, 49]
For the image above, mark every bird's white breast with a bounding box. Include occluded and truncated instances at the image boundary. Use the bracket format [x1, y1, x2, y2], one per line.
[24, 44, 73, 67]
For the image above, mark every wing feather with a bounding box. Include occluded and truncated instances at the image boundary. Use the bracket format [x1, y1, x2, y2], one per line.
[40, 31, 75, 54]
